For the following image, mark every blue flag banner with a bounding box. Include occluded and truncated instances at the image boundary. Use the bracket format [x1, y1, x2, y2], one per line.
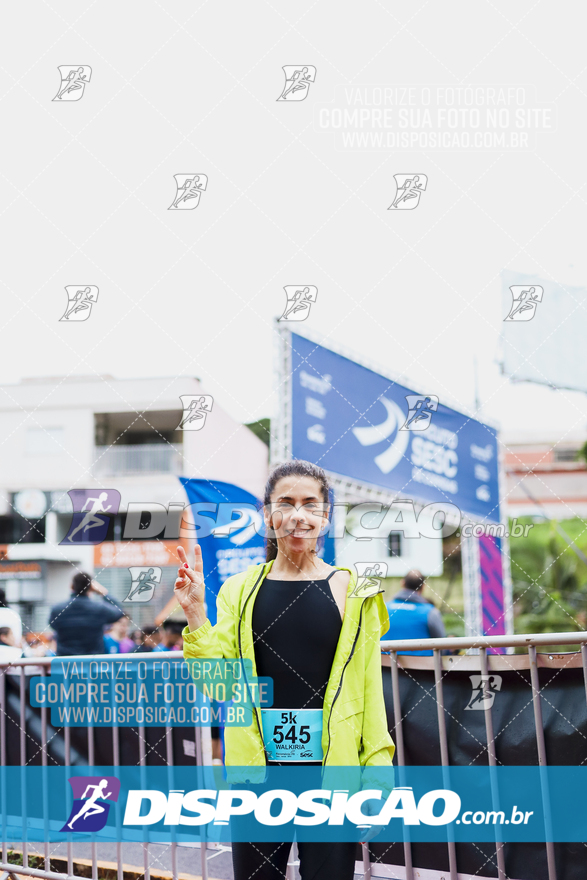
[179, 479, 266, 627]
[322, 488, 336, 565]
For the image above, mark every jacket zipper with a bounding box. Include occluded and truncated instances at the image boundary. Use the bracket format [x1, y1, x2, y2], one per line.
[238, 568, 270, 763]
[323, 597, 367, 766]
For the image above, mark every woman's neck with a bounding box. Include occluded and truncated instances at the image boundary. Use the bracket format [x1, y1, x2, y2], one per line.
[270, 550, 329, 580]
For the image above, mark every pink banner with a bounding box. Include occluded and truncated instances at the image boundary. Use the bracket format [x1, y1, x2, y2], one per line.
[479, 534, 507, 654]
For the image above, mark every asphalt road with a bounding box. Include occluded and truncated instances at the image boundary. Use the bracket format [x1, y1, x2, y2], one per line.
[5, 841, 366, 879]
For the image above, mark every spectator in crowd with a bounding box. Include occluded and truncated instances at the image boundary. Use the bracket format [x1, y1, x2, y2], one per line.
[152, 620, 185, 652]
[0, 588, 23, 650]
[381, 569, 446, 656]
[0, 626, 23, 661]
[132, 626, 162, 653]
[103, 625, 118, 654]
[49, 573, 124, 656]
[23, 633, 53, 657]
[0, 627, 15, 648]
[103, 616, 135, 654]
[0, 627, 16, 647]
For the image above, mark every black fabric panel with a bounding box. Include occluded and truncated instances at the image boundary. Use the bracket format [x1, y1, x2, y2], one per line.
[375, 661, 587, 879]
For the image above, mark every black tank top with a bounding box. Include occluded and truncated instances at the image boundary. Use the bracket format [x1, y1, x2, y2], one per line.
[251, 570, 343, 710]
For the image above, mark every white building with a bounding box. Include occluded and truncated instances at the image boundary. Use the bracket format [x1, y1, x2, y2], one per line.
[335, 501, 444, 580]
[502, 430, 587, 520]
[0, 375, 268, 633]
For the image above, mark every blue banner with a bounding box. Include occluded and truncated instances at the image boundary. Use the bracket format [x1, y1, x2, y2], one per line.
[1, 766, 584, 843]
[179, 479, 266, 626]
[291, 333, 500, 522]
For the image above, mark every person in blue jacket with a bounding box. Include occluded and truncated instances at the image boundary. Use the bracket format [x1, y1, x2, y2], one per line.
[381, 569, 445, 656]
[49, 573, 124, 656]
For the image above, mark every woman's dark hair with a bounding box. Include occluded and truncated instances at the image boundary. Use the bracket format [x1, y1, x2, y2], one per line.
[263, 460, 330, 562]
[0, 588, 7, 609]
[71, 572, 92, 595]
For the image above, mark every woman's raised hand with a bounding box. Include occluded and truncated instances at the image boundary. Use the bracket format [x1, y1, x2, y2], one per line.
[174, 545, 207, 631]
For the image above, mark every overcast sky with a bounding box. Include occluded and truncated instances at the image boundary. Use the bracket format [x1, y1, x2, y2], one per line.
[2, 1, 587, 443]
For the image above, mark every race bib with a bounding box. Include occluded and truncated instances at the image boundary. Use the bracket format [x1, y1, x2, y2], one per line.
[260, 708, 323, 762]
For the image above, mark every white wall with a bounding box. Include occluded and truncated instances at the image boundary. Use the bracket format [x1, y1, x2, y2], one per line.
[0, 407, 95, 491]
[0, 375, 269, 498]
[183, 420, 268, 499]
[335, 504, 444, 577]
[336, 533, 443, 577]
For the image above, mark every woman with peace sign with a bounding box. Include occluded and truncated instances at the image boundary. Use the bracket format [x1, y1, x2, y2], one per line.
[175, 460, 394, 880]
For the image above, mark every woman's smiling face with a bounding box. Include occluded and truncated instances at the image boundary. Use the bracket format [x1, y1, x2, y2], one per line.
[264, 475, 329, 553]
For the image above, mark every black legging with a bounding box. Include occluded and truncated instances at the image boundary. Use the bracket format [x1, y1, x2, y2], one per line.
[231, 839, 357, 880]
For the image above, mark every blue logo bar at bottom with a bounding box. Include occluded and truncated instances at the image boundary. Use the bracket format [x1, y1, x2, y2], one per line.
[0, 766, 585, 843]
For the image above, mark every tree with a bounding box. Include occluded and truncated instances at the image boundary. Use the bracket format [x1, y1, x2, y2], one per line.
[510, 520, 585, 637]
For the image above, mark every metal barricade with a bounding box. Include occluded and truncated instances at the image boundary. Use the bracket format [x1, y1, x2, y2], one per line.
[377, 630, 587, 880]
[0, 653, 211, 880]
[0, 634, 585, 880]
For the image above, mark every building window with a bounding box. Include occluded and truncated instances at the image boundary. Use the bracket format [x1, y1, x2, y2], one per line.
[388, 532, 402, 557]
[553, 447, 579, 462]
[0, 516, 46, 544]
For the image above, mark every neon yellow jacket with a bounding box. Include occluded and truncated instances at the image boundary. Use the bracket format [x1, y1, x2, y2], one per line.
[183, 560, 395, 783]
